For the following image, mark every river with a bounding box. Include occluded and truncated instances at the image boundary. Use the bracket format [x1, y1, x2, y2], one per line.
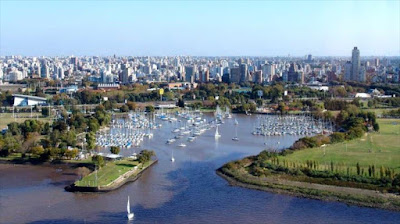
[1, 114, 399, 223]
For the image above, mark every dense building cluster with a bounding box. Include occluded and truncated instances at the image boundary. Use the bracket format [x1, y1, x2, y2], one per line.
[0, 47, 399, 86]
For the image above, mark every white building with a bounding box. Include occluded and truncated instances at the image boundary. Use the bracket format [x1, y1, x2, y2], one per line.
[13, 94, 47, 106]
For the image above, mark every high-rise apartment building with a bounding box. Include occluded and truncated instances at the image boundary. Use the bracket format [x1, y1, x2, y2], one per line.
[239, 63, 248, 82]
[185, 66, 194, 83]
[351, 47, 360, 81]
[344, 61, 352, 81]
[230, 67, 240, 83]
[122, 67, 132, 84]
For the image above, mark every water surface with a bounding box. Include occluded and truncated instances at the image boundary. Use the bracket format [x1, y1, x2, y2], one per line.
[1, 114, 399, 223]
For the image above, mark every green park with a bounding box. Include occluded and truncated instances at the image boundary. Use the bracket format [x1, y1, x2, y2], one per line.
[279, 118, 400, 174]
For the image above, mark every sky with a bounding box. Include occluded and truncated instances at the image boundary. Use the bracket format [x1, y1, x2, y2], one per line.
[1, 0, 399, 57]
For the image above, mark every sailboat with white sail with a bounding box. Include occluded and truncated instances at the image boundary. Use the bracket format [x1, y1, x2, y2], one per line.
[232, 125, 239, 141]
[171, 149, 175, 162]
[127, 196, 134, 220]
[215, 125, 221, 139]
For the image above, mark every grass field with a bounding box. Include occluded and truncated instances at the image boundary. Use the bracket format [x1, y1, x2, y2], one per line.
[75, 159, 140, 187]
[0, 113, 53, 129]
[279, 119, 400, 173]
[362, 108, 400, 116]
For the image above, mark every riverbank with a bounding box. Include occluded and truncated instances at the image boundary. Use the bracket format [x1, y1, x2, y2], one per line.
[0, 155, 94, 169]
[217, 166, 400, 211]
[216, 118, 400, 211]
[65, 159, 157, 192]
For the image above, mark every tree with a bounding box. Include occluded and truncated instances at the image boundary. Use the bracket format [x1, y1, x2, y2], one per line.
[3, 135, 21, 153]
[110, 146, 120, 155]
[120, 104, 129, 112]
[42, 107, 50, 117]
[145, 105, 155, 112]
[92, 155, 105, 167]
[277, 102, 287, 115]
[177, 98, 185, 108]
[30, 145, 45, 156]
[126, 101, 137, 110]
[330, 132, 345, 143]
[138, 150, 155, 164]
[86, 132, 96, 151]
[65, 148, 79, 159]
[88, 118, 100, 132]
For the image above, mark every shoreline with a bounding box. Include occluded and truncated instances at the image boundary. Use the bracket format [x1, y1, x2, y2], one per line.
[216, 168, 400, 211]
[65, 159, 158, 193]
[0, 159, 95, 170]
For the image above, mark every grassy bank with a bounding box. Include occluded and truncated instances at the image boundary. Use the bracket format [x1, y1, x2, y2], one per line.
[75, 159, 145, 187]
[278, 119, 400, 173]
[217, 118, 400, 210]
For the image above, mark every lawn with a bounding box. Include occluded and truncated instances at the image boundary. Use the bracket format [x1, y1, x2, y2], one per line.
[0, 113, 53, 129]
[75, 159, 140, 187]
[363, 108, 400, 116]
[279, 119, 400, 173]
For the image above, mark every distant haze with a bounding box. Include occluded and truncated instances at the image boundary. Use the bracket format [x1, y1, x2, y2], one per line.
[1, 1, 399, 57]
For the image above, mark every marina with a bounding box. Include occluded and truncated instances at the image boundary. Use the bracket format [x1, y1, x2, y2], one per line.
[251, 114, 333, 136]
[1, 114, 399, 224]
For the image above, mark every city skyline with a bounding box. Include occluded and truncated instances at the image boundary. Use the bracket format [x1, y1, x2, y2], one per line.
[1, 1, 399, 57]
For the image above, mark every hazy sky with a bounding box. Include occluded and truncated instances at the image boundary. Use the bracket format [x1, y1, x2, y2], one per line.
[1, 1, 399, 56]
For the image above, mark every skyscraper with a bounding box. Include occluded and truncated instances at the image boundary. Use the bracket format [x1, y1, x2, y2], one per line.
[204, 70, 209, 82]
[359, 64, 366, 82]
[351, 47, 360, 81]
[230, 67, 241, 83]
[41, 63, 49, 79]
[262, 63, 275, 82]
[287, 63, 300, 82]
[254, 70, 262, 84]
[122, 67, 132, 84]
[185, 66, 194, 83]
[344, 61, 352, 81]
[239, 63, 248, 82]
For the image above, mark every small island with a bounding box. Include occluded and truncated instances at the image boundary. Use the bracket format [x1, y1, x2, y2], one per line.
[218, 107, 400, 211]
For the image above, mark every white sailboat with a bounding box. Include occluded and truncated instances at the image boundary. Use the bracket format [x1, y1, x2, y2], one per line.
[215, 126, 221, 139]
[232, 125, 239, 141]
[171, 149, 175, 162]
[127, 196, 134, 220]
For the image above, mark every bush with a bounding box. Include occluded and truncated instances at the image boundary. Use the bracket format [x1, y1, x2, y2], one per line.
[30, 146, 45, 156]
[92, 155, 105, 167]
[110, 146, 120, 154]
[346, 127, 364, 140]
[0, 149, 10, 157]
[120, 105, 129, 112]
[330, 132, 346, 143]
[373, 123, 380, 132]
